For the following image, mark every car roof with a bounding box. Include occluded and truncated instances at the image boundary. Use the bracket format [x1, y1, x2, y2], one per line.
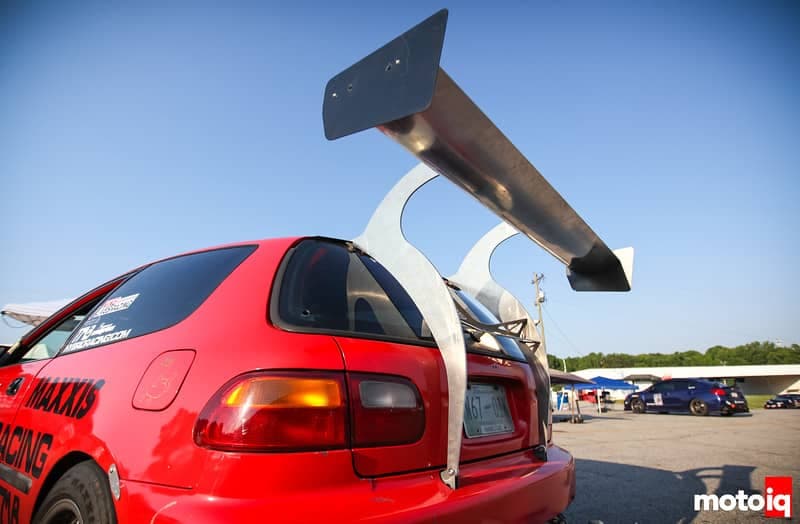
[140, 236, 304, 268]
[20, 236, 306, 345]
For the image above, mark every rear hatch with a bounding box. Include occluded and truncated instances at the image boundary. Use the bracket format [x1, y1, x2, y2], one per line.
[274, 238, 540, 479]
[719, 384, 748, 408]
[336, 336, 540, 477]
[334, 279, 540, 478]
[449, 287, 540, 464]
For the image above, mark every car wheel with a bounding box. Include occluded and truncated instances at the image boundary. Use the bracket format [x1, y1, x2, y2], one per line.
[631, 398, 645, 414]
[33, 461, 117, 524]
[689, 398, 709, 416]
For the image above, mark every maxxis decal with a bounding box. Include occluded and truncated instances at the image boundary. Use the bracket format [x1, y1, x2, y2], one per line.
[24, 377, 105, 419]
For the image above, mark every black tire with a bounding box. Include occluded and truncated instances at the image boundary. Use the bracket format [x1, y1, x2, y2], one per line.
[33, 461, 117, 524]
[689, 398, 709, 416]
[631, 398, 646, 414]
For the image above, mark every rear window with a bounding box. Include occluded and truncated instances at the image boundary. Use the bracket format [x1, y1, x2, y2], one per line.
[63, 245, 255, 353]
[273, 239, 429, 344]
[450, 288, 527, 362]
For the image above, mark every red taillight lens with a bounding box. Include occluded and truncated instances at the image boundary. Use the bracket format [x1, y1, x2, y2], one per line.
[194, 372, 348, 452]
[348, 374, 424, 447]
[711, 388, 726, 396]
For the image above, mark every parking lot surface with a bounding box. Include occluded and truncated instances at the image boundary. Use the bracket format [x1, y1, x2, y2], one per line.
[555, 408, 799, 523]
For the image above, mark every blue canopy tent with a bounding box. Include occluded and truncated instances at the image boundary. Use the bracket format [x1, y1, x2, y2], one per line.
[569, 376, 637, 415]
[571, 376, 637, 391]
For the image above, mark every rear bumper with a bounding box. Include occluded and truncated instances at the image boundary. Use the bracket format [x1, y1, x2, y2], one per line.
[720, 399, 749, 414]
[124, 446, 575, 524]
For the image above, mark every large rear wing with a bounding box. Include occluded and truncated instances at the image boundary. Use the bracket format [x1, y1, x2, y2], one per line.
[324, 9, 633, 490]
[324, 9, 633, 292]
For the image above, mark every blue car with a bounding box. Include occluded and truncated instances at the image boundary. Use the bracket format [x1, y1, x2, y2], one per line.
[623, 378, 749, 416]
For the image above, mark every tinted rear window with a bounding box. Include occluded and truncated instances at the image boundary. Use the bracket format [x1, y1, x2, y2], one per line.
[451, 289, 527, 362]
[274, 239, 428, 343]
[63, 246, 255, 353]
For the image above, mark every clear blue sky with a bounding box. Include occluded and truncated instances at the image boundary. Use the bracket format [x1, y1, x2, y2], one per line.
[2, 2, 798, 357]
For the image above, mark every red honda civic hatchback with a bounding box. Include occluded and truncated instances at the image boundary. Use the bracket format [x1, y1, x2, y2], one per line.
[0, 10, 633, 523]
[0, 236, 576, 524]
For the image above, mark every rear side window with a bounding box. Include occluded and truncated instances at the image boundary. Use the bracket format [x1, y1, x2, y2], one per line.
[274, 239, 429, 344]
[63, 246, 255, 353]
[652, 381, 675, 393]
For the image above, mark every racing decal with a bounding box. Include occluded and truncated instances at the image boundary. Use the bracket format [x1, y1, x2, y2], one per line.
[0, 485, 20, 524]
[652, 393, 663, 406]
[63, 322, 131, 352]
[0, 423, 53, 493]
[24, 377, 105, 419]
[91, 293, 139, 318]
[0, 464, 30, 497]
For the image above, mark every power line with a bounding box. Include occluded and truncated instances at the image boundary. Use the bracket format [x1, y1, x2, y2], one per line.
[542, 304, 586, 357]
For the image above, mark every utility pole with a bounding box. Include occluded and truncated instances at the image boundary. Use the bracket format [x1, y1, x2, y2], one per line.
[532, 272, 547, 359]
[534, 273, 582, 423]
[532, 274, 566, 371]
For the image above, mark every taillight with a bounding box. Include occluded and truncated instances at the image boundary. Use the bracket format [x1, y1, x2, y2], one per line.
[348, 374, 424, 447]
[194, 372, 348, 452]
[711, 388, 726, 396]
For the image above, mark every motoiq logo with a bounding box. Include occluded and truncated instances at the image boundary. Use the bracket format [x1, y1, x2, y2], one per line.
[694, 477, 793, 518]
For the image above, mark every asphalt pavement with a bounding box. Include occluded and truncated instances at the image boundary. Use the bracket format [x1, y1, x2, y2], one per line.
[554, 407, 799, 523]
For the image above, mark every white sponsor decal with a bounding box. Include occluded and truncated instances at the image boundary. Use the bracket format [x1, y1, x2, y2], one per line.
[65, 322, 132, 352]
[92, 293, 139, 318]
[650, 393, 663, 406]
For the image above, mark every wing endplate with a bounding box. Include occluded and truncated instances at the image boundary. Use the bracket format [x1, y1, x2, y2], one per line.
[353, 164, 466, 489]
[449, 223, 553, 447]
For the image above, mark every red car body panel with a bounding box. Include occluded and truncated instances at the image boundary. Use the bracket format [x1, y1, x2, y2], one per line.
[125, 446, 574, 524]
[0, 237, 574, 523]
[335, 336, 448, 477]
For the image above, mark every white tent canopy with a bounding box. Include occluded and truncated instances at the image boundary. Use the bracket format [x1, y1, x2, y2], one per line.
[1, 300, 71, 326]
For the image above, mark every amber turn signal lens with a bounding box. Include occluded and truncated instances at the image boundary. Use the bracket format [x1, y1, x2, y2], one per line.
[223, 376, 342, 408]
[195, 372, 348, 452]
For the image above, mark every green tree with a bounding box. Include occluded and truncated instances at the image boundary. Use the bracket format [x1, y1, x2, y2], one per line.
[548, 340, 800, 370]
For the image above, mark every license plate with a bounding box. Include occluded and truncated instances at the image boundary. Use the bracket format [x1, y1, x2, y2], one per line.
[464, 383, 514, 438]
[731, 392, 739, 398]
[735, 400, 744, 404]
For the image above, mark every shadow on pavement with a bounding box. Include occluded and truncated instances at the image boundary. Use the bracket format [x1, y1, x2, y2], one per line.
[563, 459, 756, 523]
[553, 414, 631, 423]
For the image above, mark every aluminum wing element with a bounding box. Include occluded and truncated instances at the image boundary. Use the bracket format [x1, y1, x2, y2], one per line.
[324, 9, 634, 292]
[1, 300, 70, 326]
[352, 164, 465, 489]
[449, 223, 553, 448]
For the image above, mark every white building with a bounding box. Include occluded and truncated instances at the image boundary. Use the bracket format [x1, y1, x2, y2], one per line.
[571, 365, 800, 396]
